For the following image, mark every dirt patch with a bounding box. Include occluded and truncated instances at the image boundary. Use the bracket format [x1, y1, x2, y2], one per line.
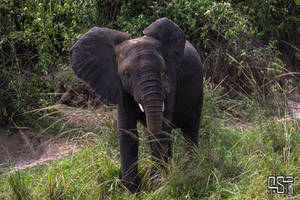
[0, 105, 115, 172]
[0, 129, 80, 171]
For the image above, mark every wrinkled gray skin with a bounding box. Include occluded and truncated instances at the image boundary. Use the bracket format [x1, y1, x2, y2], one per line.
[70, 18, 203, 193]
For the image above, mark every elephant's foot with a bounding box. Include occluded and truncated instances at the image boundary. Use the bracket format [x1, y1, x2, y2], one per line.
[120, 174, 141, 193]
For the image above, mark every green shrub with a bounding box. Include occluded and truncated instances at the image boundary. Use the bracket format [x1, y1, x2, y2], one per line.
[229, 0, 299, 39]
[0, 0, 98, 125]
[0, 0, 299, 126]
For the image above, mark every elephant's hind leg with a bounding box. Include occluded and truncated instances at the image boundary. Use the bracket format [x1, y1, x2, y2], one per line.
[149, 122, 172, 164]
[148, 122, 172, 181]
[181, 112, 201, 149]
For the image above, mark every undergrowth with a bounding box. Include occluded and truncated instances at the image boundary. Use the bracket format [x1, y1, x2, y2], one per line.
[0, 81, 299, 199]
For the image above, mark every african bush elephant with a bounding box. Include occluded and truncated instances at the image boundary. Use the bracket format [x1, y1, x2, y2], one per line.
[70, 18, 203, 192]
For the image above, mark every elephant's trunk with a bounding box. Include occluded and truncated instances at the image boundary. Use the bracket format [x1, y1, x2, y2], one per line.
[139, 71, 163, 134]
[143, 95, 163, 134]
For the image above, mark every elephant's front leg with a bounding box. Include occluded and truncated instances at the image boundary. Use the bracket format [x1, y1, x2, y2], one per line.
[118, 104, 140, 193]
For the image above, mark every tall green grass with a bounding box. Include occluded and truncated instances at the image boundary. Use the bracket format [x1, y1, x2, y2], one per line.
[0, 84, 299, 199]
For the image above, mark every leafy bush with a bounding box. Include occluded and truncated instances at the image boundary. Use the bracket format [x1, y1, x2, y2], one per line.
[0, 0, 98, 125]
[0, 0, 299, 126]
[229, 0, 299, 39]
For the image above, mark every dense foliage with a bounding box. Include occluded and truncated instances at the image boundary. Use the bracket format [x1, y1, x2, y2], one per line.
[0, 0, 299, 125]
[0, 0, 98, 125]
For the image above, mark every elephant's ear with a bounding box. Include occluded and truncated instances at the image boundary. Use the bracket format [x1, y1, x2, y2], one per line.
[143, 17, 185, 67]
[70, 27, 130, 104]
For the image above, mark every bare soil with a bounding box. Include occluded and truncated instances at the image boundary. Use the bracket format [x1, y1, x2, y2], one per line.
[0, 105, 114, 172]
[0, 130, 79, 171]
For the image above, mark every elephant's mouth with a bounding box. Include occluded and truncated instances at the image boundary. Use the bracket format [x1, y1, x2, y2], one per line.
[138, 102, 164, 113]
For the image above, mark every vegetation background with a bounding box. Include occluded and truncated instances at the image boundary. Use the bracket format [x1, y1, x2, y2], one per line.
[0, 0, 300, 124]
[0, 0, 299, 199]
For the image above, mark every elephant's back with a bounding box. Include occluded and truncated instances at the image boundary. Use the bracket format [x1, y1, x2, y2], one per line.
[172, 41, 203, 127]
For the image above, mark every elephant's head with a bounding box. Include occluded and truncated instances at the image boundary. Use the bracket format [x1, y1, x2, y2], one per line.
[70, 18, 185, 134]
